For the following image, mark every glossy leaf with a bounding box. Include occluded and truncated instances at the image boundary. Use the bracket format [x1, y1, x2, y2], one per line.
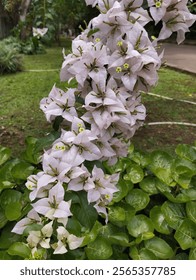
[149, 151, 174, 185]
[0, 146, 11, 166]
[172, 158, 196, 189]
[0, 208, 7, 229]
[109, 232, 130, 247]
[129, 246, 158, 260]
[5, 202, 22, 221]
[124, 164, 144, 184]
[144, 237, 174, 259]
[21, 136, 40, 165]
[71, 191, 98, 229]
[0, 189, 22, 210]
[189, 248, 196, 260]
[129, 150, 150, 167]
[125, 189, 150, 211]
[163, 189, 195, 203]
[112, 179, 132, 203]
[11, 161, 35, 180]
[81, 221, 102, 247]
[66, 217, 83, 236]
[0, 181, 15, 193]
[155, 177, 171, 193]
[0, 251, 12, 260]
[7, 242, 31, 259]
[175, 144, 196, 163]
[161, 201, 186, 229]
[0, 224, 21, 249]
[108, 205, 126, 224]
[186, 201, 196, 224]
[127, 214, 154, 238]
[0, 159, 20, 182]
[85, 237, 113, 260]
[174, 219, 196, 250]
[150, 206, 172, 234]
[139, 176, 159, 195]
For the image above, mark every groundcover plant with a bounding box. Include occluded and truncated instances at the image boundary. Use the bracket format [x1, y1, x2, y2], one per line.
[0, 0, 196, 260]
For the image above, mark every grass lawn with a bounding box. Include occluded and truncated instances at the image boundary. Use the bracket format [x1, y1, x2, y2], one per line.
[0, 44, 196, 156]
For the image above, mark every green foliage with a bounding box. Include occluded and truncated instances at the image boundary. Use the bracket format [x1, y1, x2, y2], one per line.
[0, 39, 23, 74]
[0, 140, 196, 260]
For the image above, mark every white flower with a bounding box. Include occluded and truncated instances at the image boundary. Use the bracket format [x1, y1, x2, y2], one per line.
[12, 209, 41, 234]
[32, 183, 72, 220]
[27, 221, 53, 249]
[40, 85, 77, 122]
[53, 226, 84, 254]
[37, 153, 72, 187]
[33, 27, 48, 38]
[84, 166, 119, 205]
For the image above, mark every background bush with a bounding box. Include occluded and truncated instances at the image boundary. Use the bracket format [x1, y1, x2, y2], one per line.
[0, 38, 23, 74]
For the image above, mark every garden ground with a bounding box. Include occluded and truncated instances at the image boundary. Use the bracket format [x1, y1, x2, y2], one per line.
[0, 43, 196, 156]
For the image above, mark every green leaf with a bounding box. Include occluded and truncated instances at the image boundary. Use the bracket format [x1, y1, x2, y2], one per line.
[0, 146, 11, 166]
[174, 219, 196, 250]
[108, 205, 126, 225]
[135, 232, 155, 244]
[127, 214, 154, 238]
[144, 237, 174, 259]
[34, 131, 60, 153]
[171, 158, 196, 189]
[124, 164, 144, 184]
[139, 176, 159, 195]
[0, 207, 8, 228]
[99, 223, 129, 246]
[11, 161, 35, 180]
[117, 202, 135, 224]
[175, 144, 196, 163]
[189, 248, 196, 260]
[109, 232, 130, 247]
[81, 221, 102, 247]
[7, 242, 31, 259]
[0, 181, 15, 193]
[125, 189, 150, 211]
[5, 202, 22, 221]
[66, 217, 83, 236]
[112, 245, 129, 260]
[129, 246, 158, 260]
[71, 191, 98, 229]
[23, 224, 43, 236]
[139, 248, 158, 260]
[186, 201, 196, 224]
[0, 251, 12, 260]
[149, 151, 174, 185]
[155, 177, 171, 193]
[0, 224, 21, 249]
[0, 159, 20, 182]
[112, 179, 132, 203]
[150, 206, 172, 234]
[21, 136, 40, 164]
[0, 189, 22, 210]
[85, 237, 113, 260]
[161, 201, 186, 229]
[174, 253, 188, 260]
[129, 150, 150, 167]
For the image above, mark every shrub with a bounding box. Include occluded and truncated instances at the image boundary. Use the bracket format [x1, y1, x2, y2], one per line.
[0, 141, 195, 260]
[0, 40, 23, 74]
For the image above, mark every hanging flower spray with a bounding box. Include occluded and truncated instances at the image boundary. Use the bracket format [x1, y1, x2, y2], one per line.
[13, 0, 195, 259]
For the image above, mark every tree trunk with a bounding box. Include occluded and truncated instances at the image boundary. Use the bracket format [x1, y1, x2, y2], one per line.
[19, 0, 32, 40]
[0, 1, 13, 39]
